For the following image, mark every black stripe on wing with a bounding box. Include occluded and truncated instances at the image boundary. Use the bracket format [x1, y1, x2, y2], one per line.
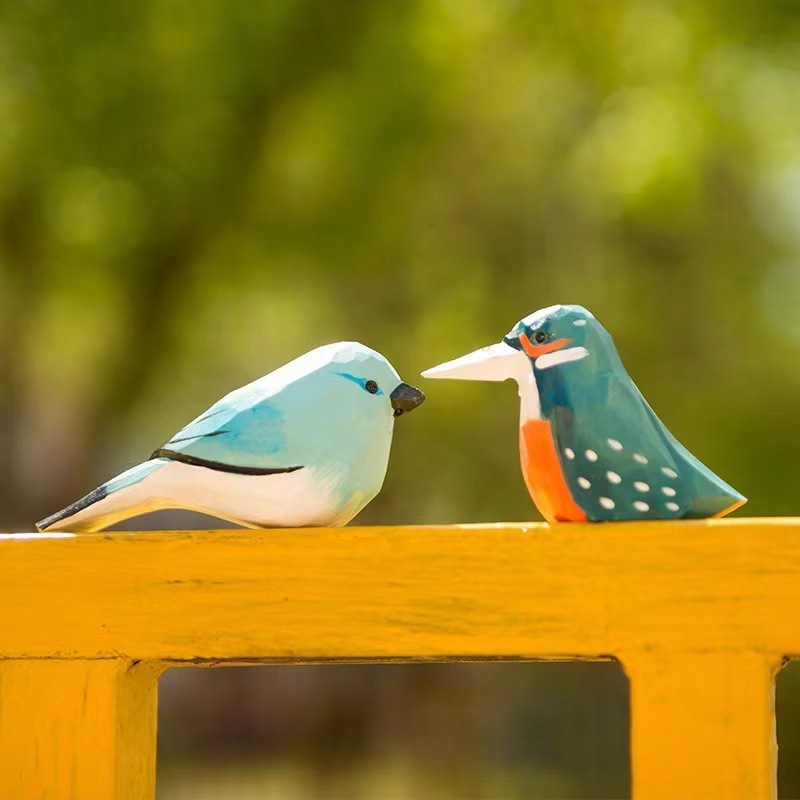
[152, 448, 304, 476]
[36, 484, 109, 531]
[166, 430, 231, 445]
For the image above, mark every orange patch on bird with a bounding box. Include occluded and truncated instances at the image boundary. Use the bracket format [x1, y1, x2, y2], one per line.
[519, 419, 587, 523]
[518, 332, 573, 359]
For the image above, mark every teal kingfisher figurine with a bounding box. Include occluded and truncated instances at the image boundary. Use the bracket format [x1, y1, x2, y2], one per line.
[38, 342, 425, 532]
[423, 304, 745, 522]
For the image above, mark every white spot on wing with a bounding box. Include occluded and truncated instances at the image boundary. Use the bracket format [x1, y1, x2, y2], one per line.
[599, 497, 615, 510]
[585, 449, 598, 462]
[665, 502, 680, 512]
[633, 501, 650, 512]
[662, 467, 678, 478]
[661, 486, 677, 497]
[564, 448, 575, 460]
[608, 439, 623, 451]
[606, 470, 622, 484]
[633, 453, 648, 464]
[573, 319, 587, 326]
[633, 481, 650, 492]
[577, 477, 591, 489]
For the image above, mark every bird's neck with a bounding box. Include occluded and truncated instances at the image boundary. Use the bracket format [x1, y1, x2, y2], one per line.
[516, 370, 541, 423]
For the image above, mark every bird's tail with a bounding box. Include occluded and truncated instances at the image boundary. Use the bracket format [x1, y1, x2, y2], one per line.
[36, 460, 166, 532]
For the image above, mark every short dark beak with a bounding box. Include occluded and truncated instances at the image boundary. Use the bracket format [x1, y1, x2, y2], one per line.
[390, 382, 426, 417]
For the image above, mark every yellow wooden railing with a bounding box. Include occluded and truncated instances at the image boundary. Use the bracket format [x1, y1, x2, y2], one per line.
[0, 518, 797, 799]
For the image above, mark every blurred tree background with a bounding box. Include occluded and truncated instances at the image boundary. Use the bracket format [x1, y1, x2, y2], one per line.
[0, 0, 799, 797]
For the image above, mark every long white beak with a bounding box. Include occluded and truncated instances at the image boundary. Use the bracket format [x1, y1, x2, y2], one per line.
[421, 341, 528, 382]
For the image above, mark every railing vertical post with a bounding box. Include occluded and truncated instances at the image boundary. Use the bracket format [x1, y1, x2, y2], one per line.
[623, 652, 779, 800]
[0, 659, 161, 800]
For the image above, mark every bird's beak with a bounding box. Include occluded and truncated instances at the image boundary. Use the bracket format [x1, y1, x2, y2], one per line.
[421, 341, 528, 382]
[390, 382, 426, 417]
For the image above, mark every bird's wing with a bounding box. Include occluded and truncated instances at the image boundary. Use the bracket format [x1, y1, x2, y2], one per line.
[553, 372, 683, 520]
[154, 384, 304, 474]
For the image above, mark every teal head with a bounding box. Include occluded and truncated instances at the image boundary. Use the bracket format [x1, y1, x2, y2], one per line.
[289, 342, 426, 419]
[421, 304, 616, 420]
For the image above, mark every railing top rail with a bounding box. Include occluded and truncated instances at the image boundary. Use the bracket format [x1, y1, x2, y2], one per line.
[1, 518, 797, 662]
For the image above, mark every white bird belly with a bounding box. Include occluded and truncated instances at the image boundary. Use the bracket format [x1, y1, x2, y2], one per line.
[154, 461, 343, 527]
[50, 461, 347, 531]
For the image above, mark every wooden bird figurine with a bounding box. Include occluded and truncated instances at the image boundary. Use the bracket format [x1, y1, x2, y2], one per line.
[38, 342, 425, 531]
[423, 305, 745, 522]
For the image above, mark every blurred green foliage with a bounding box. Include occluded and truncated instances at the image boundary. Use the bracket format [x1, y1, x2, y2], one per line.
[1, 0, 799, 797]
[158, 663, 630, 800]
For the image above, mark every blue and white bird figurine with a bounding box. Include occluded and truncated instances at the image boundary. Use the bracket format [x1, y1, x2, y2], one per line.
[38, 342, 425, 532]
[422, 304, 745, 522]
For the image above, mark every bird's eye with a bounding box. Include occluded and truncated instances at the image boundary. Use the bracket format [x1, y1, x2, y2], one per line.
[365, 380, 379, 394]
[533, 330, 547, 344]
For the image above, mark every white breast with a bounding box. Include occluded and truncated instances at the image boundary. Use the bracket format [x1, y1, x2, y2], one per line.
[516, 370, 542, 421]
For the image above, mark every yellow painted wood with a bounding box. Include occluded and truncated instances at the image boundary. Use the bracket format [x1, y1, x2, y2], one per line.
[0, 659, 161, 800]
[624, 652, 779, 800]
[0, 518, 795, 799]
[0, 519, 796, 660]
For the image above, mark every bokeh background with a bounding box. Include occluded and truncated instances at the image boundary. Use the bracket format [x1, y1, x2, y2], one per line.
[1, 0, 799, 797]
